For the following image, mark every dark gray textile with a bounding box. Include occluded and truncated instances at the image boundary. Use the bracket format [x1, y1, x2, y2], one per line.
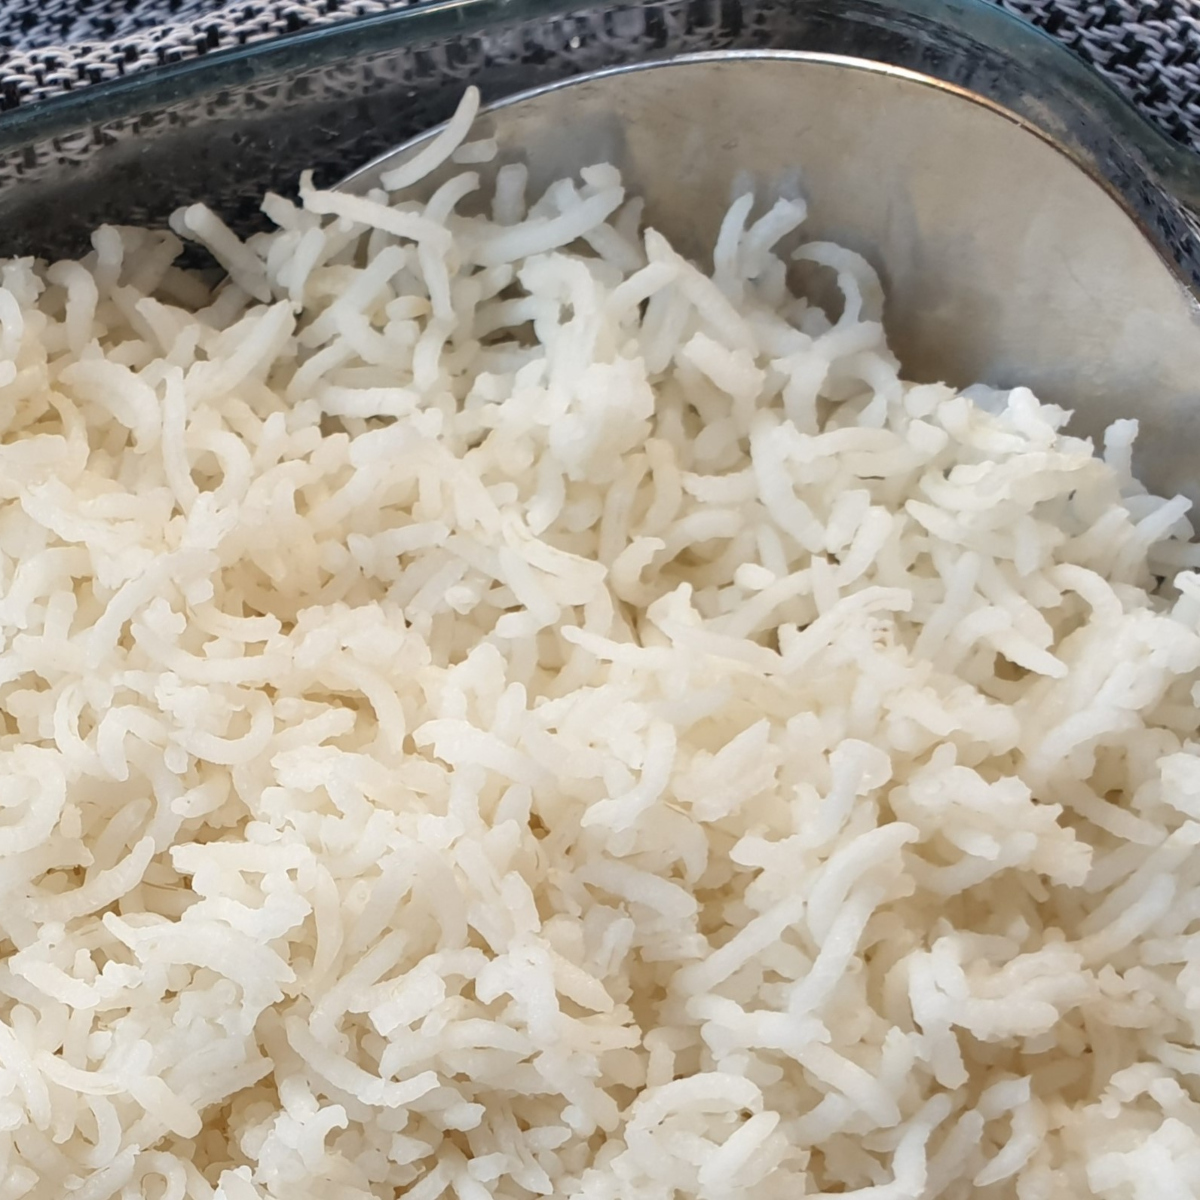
[2, 0, 1200, 151]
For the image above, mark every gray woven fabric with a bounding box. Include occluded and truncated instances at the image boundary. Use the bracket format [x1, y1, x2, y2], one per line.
[2, 0, 1200, 151]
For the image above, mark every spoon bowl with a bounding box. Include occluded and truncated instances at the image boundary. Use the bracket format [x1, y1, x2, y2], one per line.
[342, 52, 1200, 503]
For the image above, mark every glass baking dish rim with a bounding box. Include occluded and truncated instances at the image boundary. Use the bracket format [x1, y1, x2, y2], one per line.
[0, 0, 1194, 204]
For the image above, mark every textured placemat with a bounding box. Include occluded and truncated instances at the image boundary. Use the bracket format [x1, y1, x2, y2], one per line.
[2, 0, 1200, 153]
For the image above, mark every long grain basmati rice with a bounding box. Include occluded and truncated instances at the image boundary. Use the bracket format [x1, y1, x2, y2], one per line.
[1, 86, 1200, 1200]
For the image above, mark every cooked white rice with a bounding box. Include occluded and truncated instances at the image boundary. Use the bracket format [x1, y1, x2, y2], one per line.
[2, 86, 1200, 1200]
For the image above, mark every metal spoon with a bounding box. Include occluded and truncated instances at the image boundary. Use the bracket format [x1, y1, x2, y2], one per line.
[340, 52, 1200, 504]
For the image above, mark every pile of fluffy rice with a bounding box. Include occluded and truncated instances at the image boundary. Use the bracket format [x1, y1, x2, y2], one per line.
[2, 87, 1200, 1200]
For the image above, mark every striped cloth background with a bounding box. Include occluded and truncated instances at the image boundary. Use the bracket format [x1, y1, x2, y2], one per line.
[2, 0, 1200, 152]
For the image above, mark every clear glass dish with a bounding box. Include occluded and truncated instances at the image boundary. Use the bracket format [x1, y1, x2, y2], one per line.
[0, 0, 1197, 291]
